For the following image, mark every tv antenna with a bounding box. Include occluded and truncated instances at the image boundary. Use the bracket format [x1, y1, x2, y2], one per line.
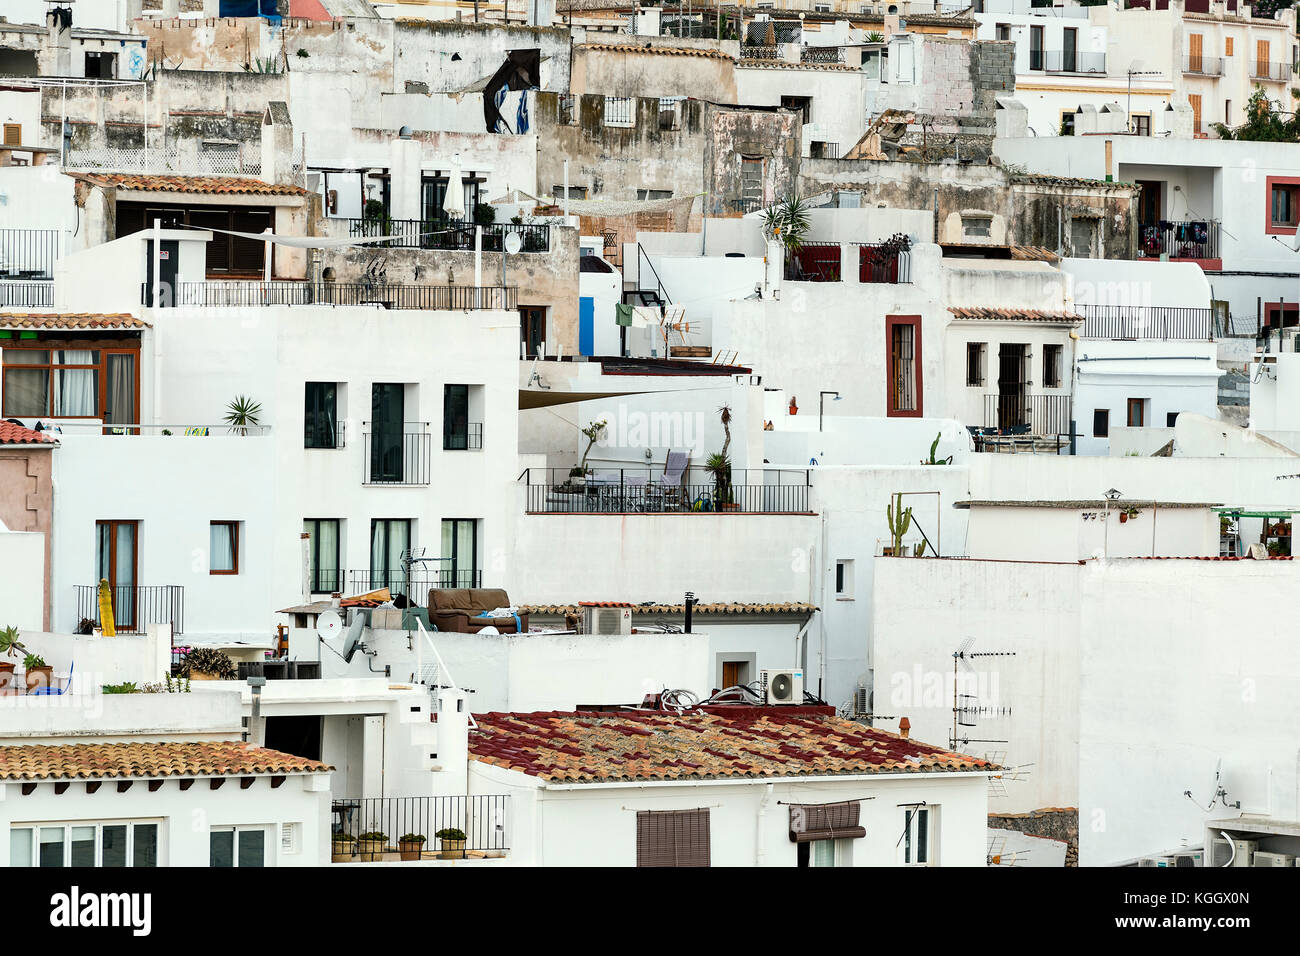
[1183, 758, 1241, 811]
[987, 833, 1031, 867]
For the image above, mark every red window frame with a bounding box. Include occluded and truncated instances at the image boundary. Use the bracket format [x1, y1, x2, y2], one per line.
[886, 314, 923, 418]
[1265, 176, 1300, 235]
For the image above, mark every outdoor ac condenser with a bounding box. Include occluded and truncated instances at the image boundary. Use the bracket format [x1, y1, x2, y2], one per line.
[583, 606, 631, 636]
[760, 668, 803, 705]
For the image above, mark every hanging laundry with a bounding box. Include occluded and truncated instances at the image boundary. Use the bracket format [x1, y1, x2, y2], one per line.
[615, 303, 635, 327]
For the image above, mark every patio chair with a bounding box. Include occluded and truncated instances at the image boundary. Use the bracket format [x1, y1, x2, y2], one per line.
[659, 450, 690, 510]
[30, 661, 73, 697]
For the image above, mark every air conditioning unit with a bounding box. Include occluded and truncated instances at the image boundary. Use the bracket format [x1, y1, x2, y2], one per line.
[1171, 850, 1204, 868]
[1138, 856, 1175, 867]
[1252, 850, 1295, 867]
[760, 668, 803, 705]
[583, 605, 632, 636]
[1230, 838, 1258, 866]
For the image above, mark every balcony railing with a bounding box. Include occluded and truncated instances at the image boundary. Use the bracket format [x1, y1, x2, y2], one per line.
[349, 569, 482, 595]
[74, 584, 184, 636]
[982, 393, 1072, 437]
[155, 281, 517, 310]
[1139, 220, 1219, 261]
[443, 422, 483, 451]
[309, 568, 348, 594]
[347, 218, 550, 253]
[725, 197, 764, 216]
[1183, 54, 1224, 76]
[1043, 50, 1106, 74]
[0, 280, 53, 308]
[363, 422, 431, 485]
[740, 44, 781, 60]
[523, 467, 812, 514]
[305, 418, 346, 450]
[801, 46, 844, 65]
[1252, 60, 1294, 82]
[332, 796, 509, 860]
[1078, 305, 1214, 341]
[787, 243, 842, 282]
[857, 244, 913, 284]
[0, 229, 59, 280]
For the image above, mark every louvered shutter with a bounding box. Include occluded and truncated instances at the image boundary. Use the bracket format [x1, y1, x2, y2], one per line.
[788, 800, 866, 843]
[636, 809, 710, 867]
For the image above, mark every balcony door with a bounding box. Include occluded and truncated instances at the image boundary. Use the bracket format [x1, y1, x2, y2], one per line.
[96, 520, 137, 631]
[440, 519, 479, 589]
[1062, 27, 1077, 73]
[370, 384, 405, 483]
[997, 344, 1029, 430]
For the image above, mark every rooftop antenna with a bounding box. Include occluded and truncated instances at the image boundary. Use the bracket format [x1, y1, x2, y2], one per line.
[987, 833, 1032, 867]
[1183, 758, 1241, 811]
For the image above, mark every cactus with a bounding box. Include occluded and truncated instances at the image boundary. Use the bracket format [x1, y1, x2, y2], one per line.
[887, 492, 912, 555]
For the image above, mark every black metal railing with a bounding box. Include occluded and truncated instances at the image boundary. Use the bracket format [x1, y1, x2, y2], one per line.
[982, 393, 1072, 437]
[331, 795, 509, 859]
[726, 197, 764, 215]
[522, 467, 812, 514]
[0, 280, 53, 308]
[1183, 54, 1224, 76]
[310, 568, 348, 594]
[857, 244, 913, 284]
[74, 584, 184, 636]
[801, 45, 844, 64]
[348, 569, 482, 595]
[363, 422, 431, 485]
[741, 44, 781, 60]
[787, 243, 842, 282]
[1252, 60, 1294, 81]
[155, 282, 517, 310]
[236, 660, 321, 681]
[305, 418, 346, 450]
[1042, 50, 1106, 74]
[1139, 220, 1219, 260]
[1079, 305, 1214, 341]
[444, 422, 483, 451]
[348, 218, 549, 253]
[0, 229, 59, 280]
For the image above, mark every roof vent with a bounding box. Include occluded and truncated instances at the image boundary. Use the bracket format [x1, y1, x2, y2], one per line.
[398, 126, 413, 140]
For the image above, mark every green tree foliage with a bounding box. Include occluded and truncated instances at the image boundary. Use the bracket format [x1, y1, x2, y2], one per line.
[1212, 86, 1300, 142]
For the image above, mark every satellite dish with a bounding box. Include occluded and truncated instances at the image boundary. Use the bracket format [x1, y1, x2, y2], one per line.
[341, 615, 366, 663]
[316, 610, 342, 641]
[504, 232, 523, 255]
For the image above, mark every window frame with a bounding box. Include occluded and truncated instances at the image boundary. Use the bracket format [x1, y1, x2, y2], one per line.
[635, 808, 711, 867]
[1131, 113, 1151, 136]
[303, 381, 340, 449]
[1093, 408, 1110, 438]
[370, 517, 413, 592]
[10, 820, 160, 867]
[304, 518, 342, 594]
[1127, 398, 1146, 428]
[901, 806, 936, 866]
[1266, 177, 1300, 235]
[1042, 343, 1063, 389]
[886, 315, 923, 418]
[440, 518, 479, 589]
[2, 123, 21, 146]
[209, 520, 240, 575]
[209, 825, 269, 868]
[0, 341, 140, 423]
[966, 341, 986, 387]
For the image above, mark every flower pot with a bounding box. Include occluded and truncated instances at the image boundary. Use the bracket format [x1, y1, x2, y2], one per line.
[720, 502, 740, 512]
[1119, 512, 1128, 523]
[25, 665, 53, 693]
[0, 662, 15, 694]
[438, 838, 467, 860]
[189, 671, 220, 681]
[358, 839, 387, 861]
[331, 840, 355, 863]
[398, 840, 425, 861]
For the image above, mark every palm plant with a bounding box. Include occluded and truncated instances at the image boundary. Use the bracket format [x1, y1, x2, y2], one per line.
[224, 395, 262, 436]
[760, 196, 812, 276]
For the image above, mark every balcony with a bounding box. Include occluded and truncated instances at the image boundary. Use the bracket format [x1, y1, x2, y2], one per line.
[1079, 305, 1214, 341]
[153, 281, 517, 311]
[1252, 61, 1294, 82]
[1042, 50, 1106, 75]
[857, 243, 913, 284]
[443, 421, 483, 451]
[348, 569, 482, 595]
[0, 280, 53, 308]
[362, 422, 431, 485]
[981, 393, 1072, 437]
[787, 243, 842, 282]
[347, 218, 550, 253]
[1182, 55, 1224, 77]
[740, 44, 781, 60]
[1138, 220, 1219, 262]
[0, 229, 59, 281]
[801, 46, 844, 65]
[523, 467, 813, 514]
[331, 795, 509, 862]
[784, 244, 914, 284]
[725, 197, 764, 216]
[73, 584, 184, 636]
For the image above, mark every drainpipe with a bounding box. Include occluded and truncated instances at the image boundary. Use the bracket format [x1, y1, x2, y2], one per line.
[755, 782, 774, 866]
[246, 676, 266, 746]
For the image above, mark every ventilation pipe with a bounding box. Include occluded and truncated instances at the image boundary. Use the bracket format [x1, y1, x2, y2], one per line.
[683, 591, 697, 633]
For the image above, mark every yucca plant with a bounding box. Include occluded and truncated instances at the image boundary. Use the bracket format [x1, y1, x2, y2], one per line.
[183, 646, 237, 680]
[761, 196, 812, 277]
[224, 395, 262, 436]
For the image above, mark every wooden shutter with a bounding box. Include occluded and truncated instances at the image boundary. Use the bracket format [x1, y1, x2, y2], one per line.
[188, 208, 230, 273]
[788, 801, 866, 843]
[1189, 33, 1203, 72]
[636, 809, 710, 867]
[1257, 39, 1270, 75]
[1224, 37, 1233, 57]
[1189, 94, 1203, 134]
[230, 208, 272, 275]
[2, 124, 20, 146]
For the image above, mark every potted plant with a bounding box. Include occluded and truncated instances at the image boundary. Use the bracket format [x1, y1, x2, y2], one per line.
[23, 652, 52, 693]
[398, 833, 427, 861]
[357, 831, 388, 861]
[0, 625, 25, 691]
[331, 832, 356, 863]
[183, 647, 237, 681]
[571, 419, 607, 487]
[435, 827, 467, 860]
[224, 395, 262, 436]
[706, 452, 733, 510]
[760, 195, 811, 278]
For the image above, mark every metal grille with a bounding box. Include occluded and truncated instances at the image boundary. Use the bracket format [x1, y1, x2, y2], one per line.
[162, 282, 516, 310]
[0, 229, 60, 279]
[348, 218, 549, 252]
[74, 584, 184, 635]
[1078, 305, 1213, 341]
[363, 422, 431, 485]
[982, 393, 1072, 437]
[891, 323, 917, 412]
[603, 96, 635, 127]
[332, 795, 508, 856]
[0, 280, 53, 307]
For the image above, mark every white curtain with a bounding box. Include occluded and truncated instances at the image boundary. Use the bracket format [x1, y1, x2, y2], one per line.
[52, 350, 96, 417]
[210, 523, 235, 572]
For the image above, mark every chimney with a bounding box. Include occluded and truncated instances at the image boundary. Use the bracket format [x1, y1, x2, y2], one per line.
[899, 716, 911, 739]
[683, 591, 696, 633]
[260, 102, 296, 187]
[434, 688, 470, 796]
[43, 6, 73, 77]
[1104, 139, 1113, 183]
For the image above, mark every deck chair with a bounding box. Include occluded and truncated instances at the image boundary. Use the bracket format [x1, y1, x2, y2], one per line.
[660, 450, 690, 510]
[30, 661, 73, 696]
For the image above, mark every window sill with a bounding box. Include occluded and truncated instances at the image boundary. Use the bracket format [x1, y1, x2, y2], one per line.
[835, 595, 855, 602]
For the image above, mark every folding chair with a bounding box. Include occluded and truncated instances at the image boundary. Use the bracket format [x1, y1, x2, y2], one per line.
[30, 661, 73, 697]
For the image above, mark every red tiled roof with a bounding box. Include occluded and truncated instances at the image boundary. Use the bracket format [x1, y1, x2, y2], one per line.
[948, 306, 1084, 323]
[75, 173, 307, 197]
[521, 602, 819, 616]
[0, 741, 331, 780]
[469, 709, 994, 784]
[0, 421, 55, 446]
[0, 312, 148, 331]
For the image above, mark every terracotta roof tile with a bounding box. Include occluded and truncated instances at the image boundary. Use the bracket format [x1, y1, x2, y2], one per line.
[0, 312, 148, 331]
[0, 741, 331, 780]
[469, 709, 994, 784]
[0, 422, 55, 445]
[948, 306, 1083, 323]
[75, 173, 307, 197]
[519, 601, 819, 616]
[581, 42, 733, 60]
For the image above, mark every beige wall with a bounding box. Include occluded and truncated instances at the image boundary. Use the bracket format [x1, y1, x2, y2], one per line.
[0, 446, 54, 631]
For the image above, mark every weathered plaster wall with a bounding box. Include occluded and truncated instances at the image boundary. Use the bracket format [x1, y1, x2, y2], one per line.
[1012, 179, 1138, 260]
[570, 42, 739, 101]
[0, 446, 54, 631]
[704, 104, 800, 216]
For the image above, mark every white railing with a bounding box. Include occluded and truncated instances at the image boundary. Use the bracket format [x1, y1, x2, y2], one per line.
[63, 144, 265, 176]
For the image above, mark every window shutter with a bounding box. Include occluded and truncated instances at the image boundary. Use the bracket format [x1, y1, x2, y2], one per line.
[2, 124, 20, 146]
[231, 208, 271, 274]
[788, 800, 866, 843]
[188, 209, 230, 273]
[636, 809, 710, 867]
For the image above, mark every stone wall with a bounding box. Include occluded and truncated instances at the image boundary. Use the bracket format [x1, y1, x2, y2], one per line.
[989, 807, 1079, 867]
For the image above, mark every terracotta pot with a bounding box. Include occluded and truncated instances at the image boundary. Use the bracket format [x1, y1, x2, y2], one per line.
[1119, 512, 1128, 523]
[0, 662, 15, 694]
[25, 665, 53, 693]
[358, 839, 386, 861]
[398, 840, 426, 861]
[189, 671, 220, 681]
[438, 838, 467, 860]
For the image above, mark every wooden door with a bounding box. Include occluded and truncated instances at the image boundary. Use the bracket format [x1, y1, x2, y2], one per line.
[1189, 33, 1203, 73]
[1189, 94, 1203, 134]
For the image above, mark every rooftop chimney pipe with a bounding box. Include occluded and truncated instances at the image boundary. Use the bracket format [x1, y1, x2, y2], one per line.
[684, 591, 696, 633]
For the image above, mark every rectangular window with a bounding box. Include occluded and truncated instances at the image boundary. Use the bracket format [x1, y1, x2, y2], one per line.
[1127, 398, 1146, 427]
[1268, 178, 1300, 232]
[10, 822, 158, 867]
[1188, 33, 1204, 73]
[1093, 408, 1109, 438]
[97, 519, 139, 631]
[210, 521, 239, 574]
[636, 809, 710, 867]
[1, 345, 138, 424]
[1225, 36, 1233, 57]
[1166, 412, 1179, 428]
[1060, 111, 1076, 136]
[304, 382, 340, 448]
[603, 96, 635, 127]
[84, 51, 117, 79]
[210, 827, 267, 867]
[902, 806, 934, 865]
[962, 216, 992, 239]
[995, 23, 1010, 41]
[886, 315, 922, 417]
[1043, 344, 1063, 388]
[304, 518, 342, 593]
[721, 660, 749, 688]
[520, 306, 546, 358]
[443, 384, 480, 450]
[740, 156, 765, 209]
[835, 559, 854, 599]
[1224, 100, 1232, 127]
[370, 518, 411, 594]
[966, 342, 986, 387]
[1029, 25, 1044, 71]
[635, 188, 673, 201]
[1132, 114, 1151, 136]
[1256, 39, 1270, 78]
[552, 184, 588, 201]
[440, 518, 479, 589]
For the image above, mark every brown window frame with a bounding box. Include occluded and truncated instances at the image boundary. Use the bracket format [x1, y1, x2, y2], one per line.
[1266, 177, 1300, 235]
[635, 809, 710, 867]
[1127, 398, 1146, 428]
[210, 521, 240, 576]
[2, 123, 20, 146]
[886, 315, 923, 417]
[1043, 343, 1063, 388]
[0, 341, 140, 425]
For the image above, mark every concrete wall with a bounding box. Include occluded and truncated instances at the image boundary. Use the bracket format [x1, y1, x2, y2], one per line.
[0, 444, 53, 629]
[0, 530, 45, 632]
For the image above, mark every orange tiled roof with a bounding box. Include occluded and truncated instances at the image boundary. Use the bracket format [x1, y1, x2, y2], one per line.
[469, 709, 995, 784]
[75, 173, 307, 197]
[948, 306, 1083, 323]
[581, 42, 733, 60]
[0, 741, 331, 780]
[0, 312, 148, 331]
[0, 422, 55, 445]
[519, 601, 818, 616]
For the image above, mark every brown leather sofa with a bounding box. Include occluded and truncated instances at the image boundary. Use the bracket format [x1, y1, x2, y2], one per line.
[427, 588, 529, 634]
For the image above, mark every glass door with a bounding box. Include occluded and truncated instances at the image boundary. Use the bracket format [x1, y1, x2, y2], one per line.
[369, 383, 405, 483]
[96, 520, 138, 631]
[103, 351, 137, 434]
[440, 519, 478, 588]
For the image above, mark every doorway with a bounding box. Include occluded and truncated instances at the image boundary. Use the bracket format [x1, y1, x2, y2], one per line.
[997, 344, 1028, 430]
[96, 520, 138, 631]
[369, 384, 405, 483]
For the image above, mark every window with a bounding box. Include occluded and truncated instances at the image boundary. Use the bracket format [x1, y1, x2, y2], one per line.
[835, 559, 854, 599]
[721, 659, 750, 688]
[1225, 36, 1233, 57]
[798, 839, 849, 867]
[995, 23, 1011, 41]
[1166, 412, 1179, 428]
[1224, 99, 1232, 127]
[965, 342, 987, 387]
[2, 123, 20, 146]
[1127, 398, 1146, 427]
[1255, 39, 1270, 78]
[780, 95, 813, 124]
[84, 51, 117, 79]
[520, 306, 546, 358]
[370, 518, 411, 593]
[636, 809, 710, 867]
[1132, 113, 1151, 136]
[210, 827, 266, 867]
[97, 520, 138, 630]
[557, 94, 576, 125]
[740, 156, 765, 209]
[1029, 25, 1044, 71]
[1093, 408, 1110, 438]
[304, 518, 342, 593]
[304, 382, 340, 448]
[441, 518, 479, 588]
[962, 216, 992, 239]
[115, 202, 271, 275]
[887, 316, 922, 417]
[552, 184, 588, 200]
[902, 806, 934, 865]
[0, 346, 138, 423]
[1060, 111, 1076, 136]
[1267, 178, 1300, 233]
[1188, 32, 1204, 73]
[636, 188, 673, 201]
[603, 96, 634, 127]
[1042, 344, 1063, 388]
[443, 384, 481, 450]
[1062, 26, 1078, 73]
[11, 822, 158, 867]
[210, 521, 239, 574]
